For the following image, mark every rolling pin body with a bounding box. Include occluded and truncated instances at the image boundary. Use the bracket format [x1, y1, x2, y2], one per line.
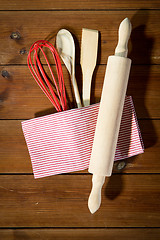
[89, 55, 131, 176]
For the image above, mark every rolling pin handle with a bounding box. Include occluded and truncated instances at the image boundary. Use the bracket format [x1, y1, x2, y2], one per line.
[115, 18, 132, 58]
[88, 174, 105, 214]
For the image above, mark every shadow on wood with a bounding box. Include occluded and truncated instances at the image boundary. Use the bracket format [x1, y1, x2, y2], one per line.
[91, 30, 102, 104]
[129, 9, 157, 149]
[105, 174, 124, 200]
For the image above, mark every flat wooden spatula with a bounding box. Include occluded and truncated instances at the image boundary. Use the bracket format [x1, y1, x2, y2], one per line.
[81, 28, 98, 107]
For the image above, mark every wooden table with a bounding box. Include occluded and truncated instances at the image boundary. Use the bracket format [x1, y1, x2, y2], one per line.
[0, 1, 160, 239]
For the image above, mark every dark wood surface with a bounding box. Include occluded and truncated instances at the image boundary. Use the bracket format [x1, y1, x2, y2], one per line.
[0, 65, 160, 119]
[0, 228, 160, 240]
[0, 0, 160, 239]
[0, 175, 160, 227]
[0, 11, 160, 65]
[0, 0, 160, 10]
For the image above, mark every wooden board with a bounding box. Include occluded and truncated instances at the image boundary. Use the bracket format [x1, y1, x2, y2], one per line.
[0, 175, 160, 227]
[0, 228, 160, 240]
[0, 0, 160, 10]
[0, 0, 160, 236]
[0, 10, 159, 65]
[0, 119, 159, 174]
[0, 65, 159, 119]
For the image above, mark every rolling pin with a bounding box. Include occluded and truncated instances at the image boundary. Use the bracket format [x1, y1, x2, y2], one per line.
[88, 18, 132, 214]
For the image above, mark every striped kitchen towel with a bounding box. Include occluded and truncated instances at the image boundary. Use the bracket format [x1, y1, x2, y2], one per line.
[22, 96, 144, 179]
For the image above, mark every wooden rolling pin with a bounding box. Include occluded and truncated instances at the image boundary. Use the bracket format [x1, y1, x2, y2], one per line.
[88, 18, 132, 214]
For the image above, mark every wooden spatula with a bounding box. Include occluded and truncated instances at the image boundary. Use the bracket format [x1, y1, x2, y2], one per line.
[80, 28, 98, 107]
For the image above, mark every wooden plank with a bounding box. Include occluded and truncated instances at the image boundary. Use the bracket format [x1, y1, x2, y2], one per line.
[0, 175, 160, 227]
[0, 120, 159, 174]
[0, 10, 159, 64]
[0, 65, 159, 119]
[0, 120, 32, 173]
[0, 0, 159, 10]
[0, 228, 160, 240]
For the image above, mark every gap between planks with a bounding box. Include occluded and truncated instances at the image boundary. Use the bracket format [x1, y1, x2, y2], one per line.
[0, 226, 160, 229]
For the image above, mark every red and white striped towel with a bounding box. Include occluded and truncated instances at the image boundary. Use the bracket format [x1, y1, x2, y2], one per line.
[22, 96, 144, 179]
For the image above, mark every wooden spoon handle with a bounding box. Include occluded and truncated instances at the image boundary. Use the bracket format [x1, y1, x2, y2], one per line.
[71, 74, 82, 108]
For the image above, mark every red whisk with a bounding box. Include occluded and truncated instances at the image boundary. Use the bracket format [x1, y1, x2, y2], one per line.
[27, 40, 67, 112]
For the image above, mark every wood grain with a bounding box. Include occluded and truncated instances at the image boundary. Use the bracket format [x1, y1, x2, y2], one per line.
[0, 228, 160, 240]
[0, 175, 160, 227]
[0, 120, 159, 174]
[0, 0, 159, 10]
[0, 10, 159, 64]
[0, 0, 159, 235]
[0, 65, 159, 119]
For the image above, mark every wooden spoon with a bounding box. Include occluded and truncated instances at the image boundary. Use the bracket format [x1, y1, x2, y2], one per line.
[56, 29, 82, 108]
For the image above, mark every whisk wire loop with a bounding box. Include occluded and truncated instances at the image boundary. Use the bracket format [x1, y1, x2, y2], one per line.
[27, 40, 67, 112]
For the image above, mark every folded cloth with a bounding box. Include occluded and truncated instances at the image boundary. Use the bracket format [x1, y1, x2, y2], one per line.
[22, 96, 144, 179]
